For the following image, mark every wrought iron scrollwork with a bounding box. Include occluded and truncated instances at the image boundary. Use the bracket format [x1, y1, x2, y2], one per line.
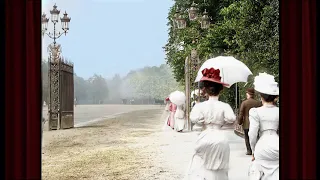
[47, 43, 74, 130]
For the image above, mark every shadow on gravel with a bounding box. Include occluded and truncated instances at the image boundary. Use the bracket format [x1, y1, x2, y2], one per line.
[75, 125, 109, 129]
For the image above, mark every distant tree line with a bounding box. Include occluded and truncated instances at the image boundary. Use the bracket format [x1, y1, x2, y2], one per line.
[42, 60, 181, 105]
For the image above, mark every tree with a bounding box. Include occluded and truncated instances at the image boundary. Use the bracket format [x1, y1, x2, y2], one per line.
[123, 64, 181, 100]
[74, 74, 89, 103]
[164, 0, 279, 109]
[106, 74, 123, 103]
[87, 74, 109, 104]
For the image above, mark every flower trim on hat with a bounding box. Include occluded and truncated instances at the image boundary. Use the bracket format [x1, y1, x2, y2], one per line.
[200, 67, 229, 86]
[202, 68, 222, 81]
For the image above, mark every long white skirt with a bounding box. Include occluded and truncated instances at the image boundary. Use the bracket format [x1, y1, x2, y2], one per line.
[174, 117, 185, 131]
[185, 129, 230, 180]
[249, 134, 279, 180]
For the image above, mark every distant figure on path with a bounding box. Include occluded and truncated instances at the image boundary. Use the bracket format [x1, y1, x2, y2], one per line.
[174, 104, 185, 132]
[237, 88, 262, 155]
[248, 73, 279, 180]
[185, 68, 236, 180]
[167, 102, 177, 129]
[162, 97, 171, 130]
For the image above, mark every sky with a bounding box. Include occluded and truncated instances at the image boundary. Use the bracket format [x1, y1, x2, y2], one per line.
[42, 0, 174, 79]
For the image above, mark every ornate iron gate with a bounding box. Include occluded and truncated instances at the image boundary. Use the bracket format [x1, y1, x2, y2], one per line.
[48, 43, 74, 130]
[59, 59, 74, 129]
[185, 48, 200, 131]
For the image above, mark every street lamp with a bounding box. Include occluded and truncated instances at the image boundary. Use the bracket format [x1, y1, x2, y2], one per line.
[200, 9, 210, 29]
[50, 4, 60, 23]
[41, 13, 49, 33]
[173, 2, 212, 131]
[42, 4, 72, 131]
[188, 1, 198, 21]
[174, 2, 211, 30]
[61, 11, 71, 33]
[42, 4, 71, 44]
[175, 9, 187, 29]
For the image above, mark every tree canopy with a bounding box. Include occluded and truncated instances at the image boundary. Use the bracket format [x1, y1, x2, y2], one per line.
[164, 0, 279, 108]
[120, 64, 182, 100]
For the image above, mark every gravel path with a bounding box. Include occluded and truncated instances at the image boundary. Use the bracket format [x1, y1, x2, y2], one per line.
[42, 108, 251, 180]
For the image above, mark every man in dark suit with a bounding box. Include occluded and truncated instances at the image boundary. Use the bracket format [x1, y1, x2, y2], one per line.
[238, 88, 262, 155]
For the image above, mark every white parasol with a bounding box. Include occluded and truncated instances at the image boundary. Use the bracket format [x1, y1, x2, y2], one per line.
[195, 56, 253, 88]
[169, 91, 186, 106]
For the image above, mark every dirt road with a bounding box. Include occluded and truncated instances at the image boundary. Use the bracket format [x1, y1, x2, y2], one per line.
[42, 108, 183, 180]
[42, 108, 251, 180]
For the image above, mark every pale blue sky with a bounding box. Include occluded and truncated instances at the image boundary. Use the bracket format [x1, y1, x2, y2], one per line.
[42, 0, 174, 79]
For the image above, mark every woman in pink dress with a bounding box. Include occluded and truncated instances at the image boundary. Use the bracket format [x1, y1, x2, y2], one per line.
[162, 97, 171, 130]
[167, 102, 177, 129]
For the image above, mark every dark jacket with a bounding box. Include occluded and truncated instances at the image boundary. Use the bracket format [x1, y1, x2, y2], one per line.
[238, 98, 262, 129]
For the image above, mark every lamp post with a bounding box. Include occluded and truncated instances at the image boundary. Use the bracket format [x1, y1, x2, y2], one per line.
[174, 1, 211, 131]
[42, 4, 71, 130]
[174, 2, 211, 30]
[42, 4, 71, 45]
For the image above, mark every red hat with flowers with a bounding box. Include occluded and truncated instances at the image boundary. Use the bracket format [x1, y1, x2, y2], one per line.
[200, 68, 229, 86]
[165, 97, 170, 101]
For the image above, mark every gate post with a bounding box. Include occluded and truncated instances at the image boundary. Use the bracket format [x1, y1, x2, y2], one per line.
[48, 43, 61, 130]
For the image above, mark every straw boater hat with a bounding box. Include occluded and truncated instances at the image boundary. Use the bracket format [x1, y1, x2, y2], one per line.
[200, 68, 229, 86]
[253, 73, 279, 95]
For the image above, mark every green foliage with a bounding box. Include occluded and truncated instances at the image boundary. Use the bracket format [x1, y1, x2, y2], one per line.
[74, 75, 89, 102]
[87, 74, 109, 104]
[164, 0, 279, 109]
[121, 64, 181, 99]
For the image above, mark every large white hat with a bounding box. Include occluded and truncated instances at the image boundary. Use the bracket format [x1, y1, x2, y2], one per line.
[169, 91, 186, 106]
[253, 73, 279, 95]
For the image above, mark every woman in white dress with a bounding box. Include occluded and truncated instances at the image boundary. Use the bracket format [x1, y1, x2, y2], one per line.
[162, 97, 171, 130]
[248, 73, 279, 180]
[174, 104, 185, 132]
[185, 68, 236, 180]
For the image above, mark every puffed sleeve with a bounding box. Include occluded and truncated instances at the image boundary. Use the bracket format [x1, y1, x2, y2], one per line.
[248, 108, 259, 153]
[190, 103, 205, 124]
[223, 103, 236, 123]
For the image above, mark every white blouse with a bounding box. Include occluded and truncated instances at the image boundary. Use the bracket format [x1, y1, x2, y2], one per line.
[190, 96, 236, 129]
[248, 105, 279, 152]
